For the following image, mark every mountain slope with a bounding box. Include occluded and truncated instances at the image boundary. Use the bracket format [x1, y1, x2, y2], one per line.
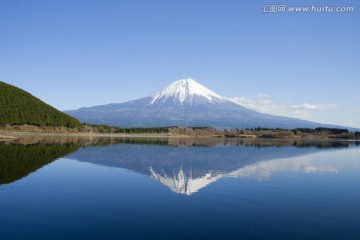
[65, 79, 348, 129]
[0, 81, 80, 127]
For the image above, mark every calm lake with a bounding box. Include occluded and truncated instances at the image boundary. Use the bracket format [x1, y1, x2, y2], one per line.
[1, 137, 360, 240]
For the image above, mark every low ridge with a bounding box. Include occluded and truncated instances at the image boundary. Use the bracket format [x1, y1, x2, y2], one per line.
[0, 81, 80, 127]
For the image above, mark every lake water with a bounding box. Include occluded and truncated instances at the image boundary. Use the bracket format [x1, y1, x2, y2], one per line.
[1, 137, 360, 240]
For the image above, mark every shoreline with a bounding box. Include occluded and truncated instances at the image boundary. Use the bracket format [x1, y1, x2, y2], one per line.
[1, 131, 223, 139]
[0, 135, 18, 141]
[1, 124, 359, 140]
[0, 131, 173, 139]
[1, 131, 359, 141]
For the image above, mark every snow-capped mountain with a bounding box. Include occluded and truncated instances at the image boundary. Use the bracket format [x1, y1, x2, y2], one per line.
[65, 78, 347, 129]
[150, 78, 225, 106]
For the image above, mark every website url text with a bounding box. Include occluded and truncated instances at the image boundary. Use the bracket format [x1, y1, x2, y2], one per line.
[262, 5, 354, 13]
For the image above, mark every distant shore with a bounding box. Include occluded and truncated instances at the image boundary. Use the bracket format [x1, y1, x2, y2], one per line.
[1, 124, 359, 140]
[1, 131, 359, 141]
[0, 131, 171, 139]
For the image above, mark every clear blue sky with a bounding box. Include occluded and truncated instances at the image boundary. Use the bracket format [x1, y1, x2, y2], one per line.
[1, 0, 359, 127]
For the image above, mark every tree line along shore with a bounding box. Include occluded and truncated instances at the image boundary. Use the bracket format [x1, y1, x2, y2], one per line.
[1, 124, 359, 139]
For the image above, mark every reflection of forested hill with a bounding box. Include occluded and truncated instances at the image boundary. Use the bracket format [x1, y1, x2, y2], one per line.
[0, 143, 81, 184]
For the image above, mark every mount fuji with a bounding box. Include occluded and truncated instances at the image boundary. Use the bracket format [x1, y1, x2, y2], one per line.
[65, 79, 346, 129]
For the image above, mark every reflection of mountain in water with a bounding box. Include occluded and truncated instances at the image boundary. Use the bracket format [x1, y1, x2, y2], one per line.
[150, 167, 221, 195]
[1, 137, 357, 192]
[67, 139, 357, 195]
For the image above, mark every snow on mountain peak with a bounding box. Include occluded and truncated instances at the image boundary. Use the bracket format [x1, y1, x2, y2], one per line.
[150, 78, 225, 105]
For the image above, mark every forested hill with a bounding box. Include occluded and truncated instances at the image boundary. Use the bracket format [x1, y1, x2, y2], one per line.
[0, 81, 80, 127]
